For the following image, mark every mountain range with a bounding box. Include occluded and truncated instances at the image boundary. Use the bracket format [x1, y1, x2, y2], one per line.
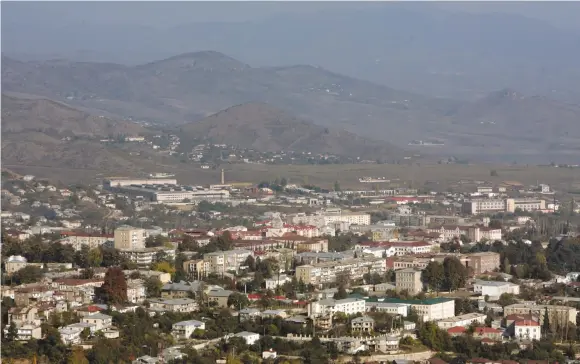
[3, 2, 580, 102]
[3, 51, 580, 163]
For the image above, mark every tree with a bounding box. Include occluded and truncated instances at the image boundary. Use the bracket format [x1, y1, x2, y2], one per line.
[503, 257, 511, 274]
[442, 257, 468, 291]
[5, 322, 18, 341]
[489, 220, 503, 229]
[12, 265, 43, 285]
[97, 267, 127, 304]
[144, 276, 163, 298]
[80, 327, 91, 340]
[68, 346, 89, 364]
[542, 307, 551, 335]
[334, 181, 341, 192]
[88, 248, 103, 268]
[422, 261, 445, 293]
[490, 170, 499, 177]
[227, 292, 250, 309]
[333, 286, 349, 300]
[153, 261, 176, 274]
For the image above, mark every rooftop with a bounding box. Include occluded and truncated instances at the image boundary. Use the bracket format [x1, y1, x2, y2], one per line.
[365, 297, 454, 305]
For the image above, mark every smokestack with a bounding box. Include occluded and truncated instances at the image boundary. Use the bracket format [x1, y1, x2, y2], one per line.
[221, 168, 225, 184]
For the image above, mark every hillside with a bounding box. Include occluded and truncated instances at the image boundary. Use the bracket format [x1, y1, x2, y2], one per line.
[2, 52, 580, 162]
[179, 103, 402, 160]
[1, 94, 145, 136]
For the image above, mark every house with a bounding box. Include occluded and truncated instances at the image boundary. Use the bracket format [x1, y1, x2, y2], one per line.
[171, 320, 206, 340]
[148, 298, 198, 313]
[161, 281, 203, 299]
[265, 275, 292, 290]
[473, 327, 503, 341]
[59, 326, 84, 345]
[127, 279, 147, 303]
[308, 298, 366, 317]
[262, 309, 287, 319]
[207, 289, 234, 308]
[234, 331, 260, 346]
[436, 313, 487, 329]
[3, 323, 42, 341]
[351, 316, 375, 332]
[513, 320, 541, 340]
[81, 313, 113, 331]
[239, 308, 261, 321]
[473, 280, 520, 300]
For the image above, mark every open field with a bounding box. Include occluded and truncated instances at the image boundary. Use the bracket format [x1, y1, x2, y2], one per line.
[4, 162, 579, 192]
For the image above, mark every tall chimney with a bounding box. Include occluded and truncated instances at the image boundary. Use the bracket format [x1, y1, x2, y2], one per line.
[221, 168, 225, 184]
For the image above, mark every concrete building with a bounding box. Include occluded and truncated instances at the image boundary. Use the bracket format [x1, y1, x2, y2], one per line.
[114, 226, 146, 250]
[465, 252, 501, 275]
[462, 198, 546, 215]
[148, 298, 199, 313]
[308, 298, 366, 317]
[295, 257, 386, 286]
[436, 312, 487, 329]
[171, 320, 205, 340]
[365, 297, 455, 322]
[104, 178, 177, 189]
[473, 280, 520, 300]
[351, 316, 375, 332]
[207, 289, 234, 308]
[503, 303, 577, 326]
[203, 249, 253, 275]
[365, 302, 409, 316]
[234, 331, 260, 346]
[324, 212, 371, 226]
[395, 268, 424, 295]
[426, 226, 502, 243]
[514, 320, 541, 340]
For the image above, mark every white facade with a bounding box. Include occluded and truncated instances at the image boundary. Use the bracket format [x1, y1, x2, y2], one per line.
[365, 302, 409, 316]
[473, 280, 520, 300]
[114, 226, 146, 250]
[309, 298, 366, 317]
[514, 321, 541, 340]
[436, 312, 487, 329]
[234, 331, 260, 346]
[324, 213, 371, 226]
[172, 320, 206, 340]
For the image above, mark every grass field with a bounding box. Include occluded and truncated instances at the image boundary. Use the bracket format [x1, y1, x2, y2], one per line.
[6, 162, 578, 193]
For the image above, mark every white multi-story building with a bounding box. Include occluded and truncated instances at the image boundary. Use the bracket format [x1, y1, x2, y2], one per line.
[308, 298, 366, 317]
[463, 198, 546, 215]
[514, 320, 541, 340]
[365, 302, 409, 316]
[171, 320, 205, 340]
[365, 298, 455, 322]
[324, 213, 371, 226]
[426, 226, 502, 243]
[104, 178, 177, 189]
[473, 280, 520, 300]
[436, 312, 487, 329]
[296, 257, 386, 286]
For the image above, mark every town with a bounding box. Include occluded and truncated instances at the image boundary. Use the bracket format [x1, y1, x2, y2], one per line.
[2, 170, 580, 364]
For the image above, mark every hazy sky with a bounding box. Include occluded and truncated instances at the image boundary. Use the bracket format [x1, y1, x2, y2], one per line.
[2, 1, 580, 30]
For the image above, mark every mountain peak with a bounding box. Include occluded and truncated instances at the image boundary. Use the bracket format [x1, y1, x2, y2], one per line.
[139, 51, 249, 71]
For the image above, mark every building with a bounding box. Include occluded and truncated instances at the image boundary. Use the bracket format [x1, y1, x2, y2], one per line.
[295, 257, 386, 286]
[265, 275, 292, 290]
[203, 249, 253, 275]
[207, 289, 234, 308]
[462, 198, 546, 215]
[365, 297, 455, 322]
[436, 312, 487, 329]
[351, 316, 375, 332]
[503, 303, 577, 326]
[114, 226, 146, 250]
[148, 298, 198, 313]
[171, 320, 205, 340]
[104, 178, 178, 189]
[514, 320, 541, 340]
[465, 252, 501, 275]
[365, 302, 409, 316]
[308, 298, 366, 317]
[119, 247, 175, 267]
[234, 331, 260, 346]
[473, 280, 520, 300]
[4, 255, 37, 274]
[81, 313, 113, 331]
[395, 268, 423, 295]
[127, 279, 147, 303]
[59, 232, 113, 250]
[357, 241, 434, 256]
[427, 225, 503, 243]
[324, 212, 371, 226]
[161, 281, 203, 299]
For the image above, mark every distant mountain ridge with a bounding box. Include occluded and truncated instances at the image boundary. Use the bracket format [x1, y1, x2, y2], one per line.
[2, 51, 580, 162]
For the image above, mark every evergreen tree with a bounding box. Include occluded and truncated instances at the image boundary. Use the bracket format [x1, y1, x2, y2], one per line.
[542, 307, 551, 335]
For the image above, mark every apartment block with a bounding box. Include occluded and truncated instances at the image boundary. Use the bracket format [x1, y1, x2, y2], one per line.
[436, 312, 487, 329]
[114, 225, 146, 250]
[295, 257, 387, 286]
[504, 303, 577, 326]
[308, 298, 366, 317]
[465, 252, 501, 275]
[203, 249, 253, 275]
[395, 268, 423, 295]
[365, 297, 455, 322]
[473, 280, 520, 300]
